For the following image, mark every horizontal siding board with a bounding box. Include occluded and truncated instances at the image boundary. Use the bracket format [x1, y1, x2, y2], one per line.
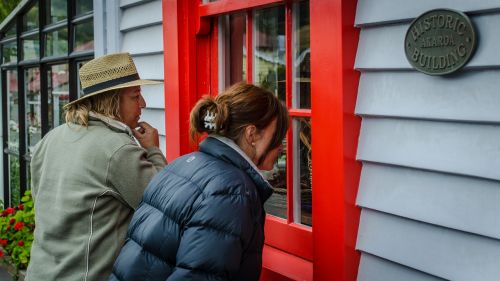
[121, 25, 163, 55]
[358, 253, 445, 281]
[120, 0, 162, 31]
[159, 135, 166, 155]
[355, 70, 500, 123]
[141, 83, 164, 109]
[120, 0, 156, 8]
[132, 53, 164, 80]
[355, 0, 500, 26]
[357, 209, 500, 281]
[140, 108, 165, 135]
[357, 117, 500, 181]
[355, 13, 500, 70]
[357, 162, 500, 240]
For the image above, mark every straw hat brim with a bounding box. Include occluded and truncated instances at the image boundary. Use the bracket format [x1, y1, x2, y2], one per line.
[63, 79, 162, 109]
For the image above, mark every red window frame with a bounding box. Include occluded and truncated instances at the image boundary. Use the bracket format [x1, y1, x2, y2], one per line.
[162, 0, 361, 280]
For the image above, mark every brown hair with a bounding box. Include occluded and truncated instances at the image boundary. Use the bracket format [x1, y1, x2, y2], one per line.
[190, 82, 289, 151]
[64, 89, 121, 127]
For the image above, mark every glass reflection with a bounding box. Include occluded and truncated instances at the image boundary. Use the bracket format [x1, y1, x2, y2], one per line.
[7, 70, 19, 153]
[46, 0, 67, 24]
[219, 13, 246, 89]
[264, 139, 288, 220]
[48, 64, 69, 130]
[46, 28, 68, 57]
[74, 20, 94, 52]
[23, 36, 40, 60]
[3, 41, 17, 64]
[9, 156, 21, 206]
[76, 0, 93, 15]
[293, 1, 310, 109]
[25, 68, 41, 157]
[294, 118, 311, 226]
[23, 4, 39, 31]
[253, 6, 286, 102]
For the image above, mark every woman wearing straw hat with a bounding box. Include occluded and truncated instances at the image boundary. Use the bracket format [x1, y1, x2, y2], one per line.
[25, 53, 167, 281]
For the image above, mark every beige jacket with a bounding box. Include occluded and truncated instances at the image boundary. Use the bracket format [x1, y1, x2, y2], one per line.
[26, 113, 167, 281]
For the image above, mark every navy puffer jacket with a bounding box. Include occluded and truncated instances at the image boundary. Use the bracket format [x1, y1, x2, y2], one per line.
[109, 136, 273, 281]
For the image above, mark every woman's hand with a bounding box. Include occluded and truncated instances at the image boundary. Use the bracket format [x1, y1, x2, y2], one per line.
[133, 121, 160, 149]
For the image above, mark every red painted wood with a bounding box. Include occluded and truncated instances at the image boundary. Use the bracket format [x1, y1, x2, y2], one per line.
[310, 0, 361, 280]
[210, 18, 219, 96]
[264, 215, 312, 261]
[288, 108, 311, 117]
[262, 244, 313, 281]
[284, 1, 294, 224]
[199, 0, 283, 17]
[163, 0, 209, 160]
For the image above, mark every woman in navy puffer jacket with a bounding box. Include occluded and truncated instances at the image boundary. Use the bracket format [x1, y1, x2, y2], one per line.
[109, 82, 289, 281]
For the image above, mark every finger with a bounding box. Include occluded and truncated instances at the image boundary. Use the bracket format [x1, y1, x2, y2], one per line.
[137, 121, 154, 130]
[132, 128, 143, 138]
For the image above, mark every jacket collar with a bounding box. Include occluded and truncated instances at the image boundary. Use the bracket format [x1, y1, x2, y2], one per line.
[200, 135, 274, 203]
[88, 111, 134, 137]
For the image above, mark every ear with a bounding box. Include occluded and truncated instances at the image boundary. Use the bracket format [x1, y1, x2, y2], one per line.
[243, 124, 258, 145]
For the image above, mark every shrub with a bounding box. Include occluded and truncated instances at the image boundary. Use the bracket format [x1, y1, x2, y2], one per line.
[0, 190, 35, 272]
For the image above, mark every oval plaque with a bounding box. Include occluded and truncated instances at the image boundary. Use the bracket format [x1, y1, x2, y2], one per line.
[404, 9, 477, 75]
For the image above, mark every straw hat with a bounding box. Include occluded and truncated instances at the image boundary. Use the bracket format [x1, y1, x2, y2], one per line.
[64, 52, 161, 108]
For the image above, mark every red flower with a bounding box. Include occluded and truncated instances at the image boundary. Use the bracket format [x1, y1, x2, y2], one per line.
[5, 208, 14, 215]
[9, 218, 16, 225]
[17, 241, 24, 247]
[0, 239, 7, 246]
[0, 250, 3, 257]
[18, 204, 24, 210]
[14, 222, 24, 231]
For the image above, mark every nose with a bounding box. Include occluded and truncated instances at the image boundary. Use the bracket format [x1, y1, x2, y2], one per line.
[139, 94, 146, 108]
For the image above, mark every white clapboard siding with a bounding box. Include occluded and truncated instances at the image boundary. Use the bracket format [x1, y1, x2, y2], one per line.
[357, 162, 500, 240]
[141, 83, 164, 109]
[354, 2, 500, 280]
[355, 0, 500, 26]
[358, 253, 446, 281]
[132, 53, 164, 80]
[357, 117, 500, 181]
[356, 70, 500, 123]
[357, 209, 500, 281]
[120, 0, 162, 31]
[120, 0, 156, 9]
[121, 24, 164, 55]
[116, 0, 166, 152]
[355, 13, 500, 70]
[141, 108, 165, 136]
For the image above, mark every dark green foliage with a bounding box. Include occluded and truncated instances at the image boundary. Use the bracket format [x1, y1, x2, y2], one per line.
[0, 0, 22, 24]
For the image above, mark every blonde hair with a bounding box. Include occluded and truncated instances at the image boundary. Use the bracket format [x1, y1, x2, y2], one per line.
[64, 90, 121, 127]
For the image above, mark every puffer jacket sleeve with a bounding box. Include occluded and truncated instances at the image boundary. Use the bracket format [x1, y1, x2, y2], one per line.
[168, 190, 255, 280]
[107, 145, 167, 209]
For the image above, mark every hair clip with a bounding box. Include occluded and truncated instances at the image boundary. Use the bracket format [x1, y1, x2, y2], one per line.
[204, 110, 216, 130]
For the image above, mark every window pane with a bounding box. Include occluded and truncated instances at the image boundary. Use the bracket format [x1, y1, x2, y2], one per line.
[74, 20, 94, 52]
[23, 3, 39, 31]
[76, 0, 93, 15]
[293, 118, 311, 226]
[2, 41, 17, 64]
[22, 35, 40, 60]
[46, 28, 68, 57]
[5, 23, 16, 38]
[48, 64, 69, 130]
[219, 13, 246, 90]
[253, 6, 285, 102]
[264, 139, 288, 220]
[46, 0, 67, 24]
[25, 68, 41, 157]
[7, 70, 19, 153]
[9, 156, 21, 206]
[293, 1, 310, 109]
[77, 60, 90, 97]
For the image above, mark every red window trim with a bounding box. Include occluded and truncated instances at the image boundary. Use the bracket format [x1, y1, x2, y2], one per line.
[199, 0, 284, 17]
